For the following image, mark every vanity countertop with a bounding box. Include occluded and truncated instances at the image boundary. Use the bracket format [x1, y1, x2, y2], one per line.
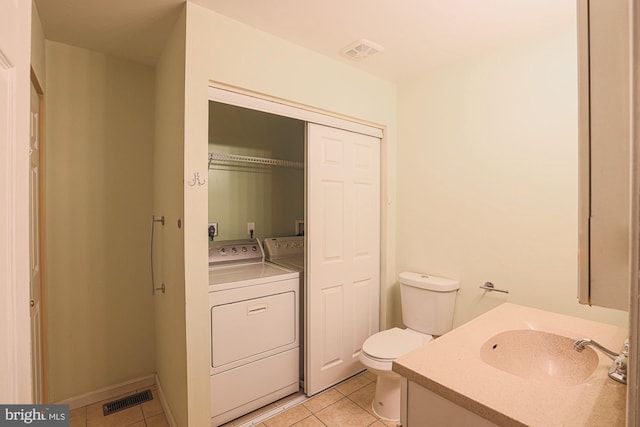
[392, 303, 628, 427]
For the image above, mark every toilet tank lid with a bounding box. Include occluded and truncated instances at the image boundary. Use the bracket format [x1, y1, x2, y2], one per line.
[399, 272, 460, 291]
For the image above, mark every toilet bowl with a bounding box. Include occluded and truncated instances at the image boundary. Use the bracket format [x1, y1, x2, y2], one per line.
[360, 272, 459, 421]
[359, 327, 432, 420]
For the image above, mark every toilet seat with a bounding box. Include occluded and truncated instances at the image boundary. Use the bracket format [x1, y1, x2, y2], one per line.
[362, 327, 431, 361]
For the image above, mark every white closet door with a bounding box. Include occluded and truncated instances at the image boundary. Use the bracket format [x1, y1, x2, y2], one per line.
[0, 0, 32, 403]
[306, 123, 380, 395]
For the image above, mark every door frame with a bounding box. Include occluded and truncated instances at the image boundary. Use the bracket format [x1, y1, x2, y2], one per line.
[628, 0, 640, 424]
[207, 86, 384, 395]
[208, 87, 383, 139]
[30, 68, 48, 403]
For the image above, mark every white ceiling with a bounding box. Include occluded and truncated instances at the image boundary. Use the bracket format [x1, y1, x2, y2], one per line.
[34, 0, 575, 83]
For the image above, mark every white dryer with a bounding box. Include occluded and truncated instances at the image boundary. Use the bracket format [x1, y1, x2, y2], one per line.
[208, 239, 300, 426]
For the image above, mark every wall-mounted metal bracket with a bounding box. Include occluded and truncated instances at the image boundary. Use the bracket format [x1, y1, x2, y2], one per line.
[479, 281, 509, 294]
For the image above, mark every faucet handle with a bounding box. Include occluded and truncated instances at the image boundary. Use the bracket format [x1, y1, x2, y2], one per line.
[615, 355, 627, 371]
[574, 337, 628, 384]
[609, 342, 628, 385]
[609, 353, 628, 384]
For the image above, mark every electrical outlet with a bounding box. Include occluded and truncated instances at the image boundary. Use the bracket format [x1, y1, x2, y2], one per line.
[208, 222, 218, 241]
[247, 222, 255, 236]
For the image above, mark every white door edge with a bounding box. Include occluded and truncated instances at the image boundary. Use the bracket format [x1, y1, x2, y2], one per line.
[0, 0, 33, 403]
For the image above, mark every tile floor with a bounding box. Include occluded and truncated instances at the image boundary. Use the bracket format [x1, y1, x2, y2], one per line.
[68, 371, 395, 427]
[69, 385, 169, 427]
[222, 371, 399, 427]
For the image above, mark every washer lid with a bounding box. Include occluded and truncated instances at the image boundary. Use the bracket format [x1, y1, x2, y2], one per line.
[362, 328, 428, 360]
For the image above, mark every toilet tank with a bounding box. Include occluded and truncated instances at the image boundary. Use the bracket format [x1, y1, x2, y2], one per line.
[399, 272, 460, 336]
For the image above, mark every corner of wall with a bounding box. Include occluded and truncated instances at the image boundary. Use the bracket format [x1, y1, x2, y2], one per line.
[153, 6, 189, 426]
[30, 0, 46, 86]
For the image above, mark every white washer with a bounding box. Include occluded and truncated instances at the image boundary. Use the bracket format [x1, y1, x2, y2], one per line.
[263, 236, 305, 386]
[263, 236, 304, 273]
[209, 239, 300, 427]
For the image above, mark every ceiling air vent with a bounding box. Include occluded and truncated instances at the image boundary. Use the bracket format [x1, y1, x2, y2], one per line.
[340, 39, 384, 61]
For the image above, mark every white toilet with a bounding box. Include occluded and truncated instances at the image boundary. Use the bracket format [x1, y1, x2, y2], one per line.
[359, 272, 459, 421]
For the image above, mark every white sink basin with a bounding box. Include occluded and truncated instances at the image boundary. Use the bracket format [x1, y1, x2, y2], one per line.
[480, 329, 599, 385]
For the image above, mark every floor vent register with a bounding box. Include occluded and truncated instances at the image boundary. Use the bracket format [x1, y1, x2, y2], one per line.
[103, 389, 153, 416]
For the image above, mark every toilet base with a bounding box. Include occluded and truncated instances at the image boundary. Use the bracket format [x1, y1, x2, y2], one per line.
[370, 372, 401, 421]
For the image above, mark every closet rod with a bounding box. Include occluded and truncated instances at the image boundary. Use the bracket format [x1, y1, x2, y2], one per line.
[208, 152, 303, 169]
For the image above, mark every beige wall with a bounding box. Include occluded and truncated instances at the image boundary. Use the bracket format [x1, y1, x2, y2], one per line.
[184, 3, 398, 424]
[31, 1, 45, 86]
[208, 102, 305, 240]
[153, 8, 188, 426]
[44, 41, 156, 401]
[396, 25, 628, 328]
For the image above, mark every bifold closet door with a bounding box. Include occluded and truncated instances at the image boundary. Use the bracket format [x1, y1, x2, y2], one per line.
[306, 123, 380, 396]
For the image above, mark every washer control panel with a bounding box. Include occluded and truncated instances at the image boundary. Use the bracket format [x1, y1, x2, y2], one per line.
[209, 238, 263, 266]
[263, 236, 305, 260]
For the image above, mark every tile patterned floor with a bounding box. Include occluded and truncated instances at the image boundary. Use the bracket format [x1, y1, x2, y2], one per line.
[68, 371, 395, 427]
[69, 385, 169, 427]
[222, 371, 399, 427]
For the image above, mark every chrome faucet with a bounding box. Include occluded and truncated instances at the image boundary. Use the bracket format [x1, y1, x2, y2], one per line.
[573, 338, 619, 359]
[573, 338, 629, 384]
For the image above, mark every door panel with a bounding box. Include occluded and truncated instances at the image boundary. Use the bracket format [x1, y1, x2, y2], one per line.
[322, 183, 344, 260]
[352, 279, 373, 356]
[306, 123, 380, 395]
[321, 285, 343, 368]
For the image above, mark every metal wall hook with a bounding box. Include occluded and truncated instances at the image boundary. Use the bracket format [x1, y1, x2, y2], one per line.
[187, 172, 206, 186]
[479, 281, 509, 294]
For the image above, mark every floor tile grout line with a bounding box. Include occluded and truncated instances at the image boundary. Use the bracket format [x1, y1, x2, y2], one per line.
[295, 414, 328, 427]
[310, 396, 378, 427]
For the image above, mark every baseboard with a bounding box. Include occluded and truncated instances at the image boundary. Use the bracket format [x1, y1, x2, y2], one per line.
[57, 374, 156, 410]
[155, 374, 177, 427]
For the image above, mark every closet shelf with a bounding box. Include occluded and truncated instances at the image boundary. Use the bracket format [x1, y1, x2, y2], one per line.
[208, 152, 304, 169]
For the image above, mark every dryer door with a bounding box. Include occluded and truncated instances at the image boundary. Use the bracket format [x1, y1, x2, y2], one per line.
[211, 291, 296, 370]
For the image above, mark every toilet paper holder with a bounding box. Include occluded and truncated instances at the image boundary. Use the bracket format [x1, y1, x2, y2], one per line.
[479, 281, 509, 294]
